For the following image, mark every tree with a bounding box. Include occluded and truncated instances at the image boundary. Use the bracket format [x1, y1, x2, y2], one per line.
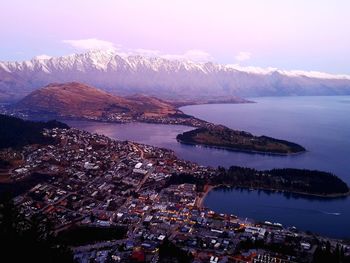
[0, 194, 75, 263]
[158, 238, 193, 263]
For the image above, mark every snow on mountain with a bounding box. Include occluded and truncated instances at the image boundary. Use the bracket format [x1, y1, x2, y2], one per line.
[1, 49, 350, 102]
[225, 64, 350, 80]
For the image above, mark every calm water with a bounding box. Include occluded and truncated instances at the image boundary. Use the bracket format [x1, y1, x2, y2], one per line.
[181, 96, 350, 184]
[67, 96, 350, 238]
[204, 188, 350, 238]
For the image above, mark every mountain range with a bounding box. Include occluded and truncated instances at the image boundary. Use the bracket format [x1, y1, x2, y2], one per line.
[1, 50, 350, 102]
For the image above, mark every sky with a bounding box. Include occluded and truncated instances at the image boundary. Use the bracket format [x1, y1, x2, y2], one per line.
[1, 0, 350, 74]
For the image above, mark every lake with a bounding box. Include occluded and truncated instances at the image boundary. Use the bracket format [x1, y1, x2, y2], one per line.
[181, 96, 350, 184]
[204, 187, 350, 238]
[67, 96, 350, 238]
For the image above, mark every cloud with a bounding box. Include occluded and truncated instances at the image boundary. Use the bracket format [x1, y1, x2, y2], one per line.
[62, 38, 117, 51]
[61, 39, 213, 62]
[235, 51, 251, 62]
[162, 49, 213, 62]
[182, 49, 213, 62]
[124, 48, 213, 62]
[133, 48, 162, 56]
[34, 54, 52, 60]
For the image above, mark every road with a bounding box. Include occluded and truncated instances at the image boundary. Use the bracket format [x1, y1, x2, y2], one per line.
[129, 142, 144, 159]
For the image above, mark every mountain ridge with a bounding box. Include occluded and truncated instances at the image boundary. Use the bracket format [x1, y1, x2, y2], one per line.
[1, 50, 350, 102]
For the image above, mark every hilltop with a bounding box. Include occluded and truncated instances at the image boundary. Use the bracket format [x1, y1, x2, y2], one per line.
[12, 82, 182, 120]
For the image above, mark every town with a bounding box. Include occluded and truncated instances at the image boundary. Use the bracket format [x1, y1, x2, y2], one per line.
[0, 102, 211, 128]
[1, 127, 349, 263]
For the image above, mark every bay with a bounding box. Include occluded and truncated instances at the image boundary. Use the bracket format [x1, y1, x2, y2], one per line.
[204, 187, 350, 238]
[67, 96, 350, 238]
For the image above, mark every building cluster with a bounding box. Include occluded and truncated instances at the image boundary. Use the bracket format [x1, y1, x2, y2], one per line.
[3, 128, 349, 263]
[136, 115, 210, 128]
[0, 105, 213, 128]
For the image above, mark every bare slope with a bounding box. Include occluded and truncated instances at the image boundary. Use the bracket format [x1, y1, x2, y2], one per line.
[15, 82, 179, 119]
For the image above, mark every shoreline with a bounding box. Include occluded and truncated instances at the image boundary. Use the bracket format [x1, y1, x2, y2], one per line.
[174, 99, 255, 108]
[62, 119, 348, 200]
[177, 138, 306, 156]
[4, 114, 346, 200]
[201, 184, 350, 201]
[196, 184, 215, 208]
[59, 119, 348, 200]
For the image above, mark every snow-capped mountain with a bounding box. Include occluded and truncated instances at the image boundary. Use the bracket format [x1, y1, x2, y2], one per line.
[1, 50, 350, 102]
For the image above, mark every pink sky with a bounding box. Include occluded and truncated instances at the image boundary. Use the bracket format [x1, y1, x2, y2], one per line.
[1, 0, 350, 74]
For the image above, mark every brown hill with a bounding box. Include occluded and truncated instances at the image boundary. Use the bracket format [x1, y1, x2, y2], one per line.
[15, 82, 179, 119]
[126, 94, 180, 117]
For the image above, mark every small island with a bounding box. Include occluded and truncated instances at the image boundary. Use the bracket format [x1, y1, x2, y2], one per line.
[176, 126, 306, 155]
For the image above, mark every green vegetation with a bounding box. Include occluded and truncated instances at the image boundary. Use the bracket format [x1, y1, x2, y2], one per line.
[57, 225, 127, 246]
[0, 114, 69, 149]
[0, 159, 10, 169]
[216, 167, 349, 196]
[158, 238, 193, 263]
[166, 173, 206, 192]
[176, 126, 306, 154]
[0, 195, 75, 263]
[0, 194, 126, 261]
[312, 241, 349, 263]
[0, 172, 50, 197]
[170, 166, 349, 197]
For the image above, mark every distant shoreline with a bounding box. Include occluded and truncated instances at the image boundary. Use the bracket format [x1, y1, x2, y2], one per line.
[63, 118, 306, 156]
[198, 184, 350, 207]
[173, 98, 255, 108]
[177, 138, 306, 156]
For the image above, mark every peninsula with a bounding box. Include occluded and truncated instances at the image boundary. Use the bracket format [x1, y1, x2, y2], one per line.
[1, 115, 349, 263]
[169, 166, 350, 198]
[176, 126, 306, 154]
[1, 82, 306, 155]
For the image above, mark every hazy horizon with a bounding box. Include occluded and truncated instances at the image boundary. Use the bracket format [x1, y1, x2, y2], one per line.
[1, 0, 350, 75]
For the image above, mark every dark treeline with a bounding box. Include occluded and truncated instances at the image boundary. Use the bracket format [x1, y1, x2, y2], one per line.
[0, 172, 50, 197]
[0, 114, 69, 149]
[0, 159, 10, 168]
[0, 194, 75, 263]
[57, 225, 127, 246]
[260, 135, 306, 152]
[158, 238, 193, 263]
[219, 167, 349, 196]
[166, 173, 206, 192]
[176, 127, 306, 154]
[312, 241, 350, 263]
[169, 166, 349, 196]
